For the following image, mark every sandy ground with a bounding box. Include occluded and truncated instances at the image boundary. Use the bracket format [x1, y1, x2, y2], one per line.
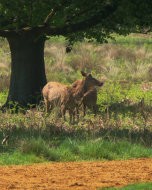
[0, 158, 151, 190]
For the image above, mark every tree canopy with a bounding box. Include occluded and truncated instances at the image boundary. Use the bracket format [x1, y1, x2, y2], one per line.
[0, 0, 152, 41]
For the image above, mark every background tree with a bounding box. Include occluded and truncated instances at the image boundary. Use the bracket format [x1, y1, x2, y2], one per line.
[0, 0, 152, 109]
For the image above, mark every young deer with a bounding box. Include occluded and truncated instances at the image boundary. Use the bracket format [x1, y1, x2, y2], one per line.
[42, 71, 103, 122]
[42, 81, 78, 122]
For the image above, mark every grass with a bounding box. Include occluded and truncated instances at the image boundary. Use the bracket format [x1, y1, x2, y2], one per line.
[0, 151, 45, 165]
[0, 91, 7, 106]
[100, 182, 152, 189]
[0, 137, 151, 165]
[110, 33, 152, 50]
[0, 33, 152, 165]
[1, 34, 152, 87]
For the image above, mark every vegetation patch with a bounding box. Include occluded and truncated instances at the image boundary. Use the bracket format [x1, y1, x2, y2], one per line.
[0, 151, 45, 165]
[0, 136, 151, 165]
[100, 182, 152, 190]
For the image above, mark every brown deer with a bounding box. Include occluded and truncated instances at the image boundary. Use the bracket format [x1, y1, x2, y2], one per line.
[72, 81, 104, 116]
[42, 71, 103, 122]
[42, 82, 67, 113]
[42, 81, 79, 122]
[83, 87, 98, 116]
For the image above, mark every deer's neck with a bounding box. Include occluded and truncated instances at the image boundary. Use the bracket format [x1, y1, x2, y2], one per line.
[78, 79, 86, 95]
[71, 79, 86, 99]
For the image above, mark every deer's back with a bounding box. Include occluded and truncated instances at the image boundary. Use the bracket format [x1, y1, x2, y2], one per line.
[42, 82, 67, 102]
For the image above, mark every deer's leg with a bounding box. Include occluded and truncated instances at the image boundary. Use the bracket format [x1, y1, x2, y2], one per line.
[93, 104, 98, 116]
[44, 99, 50, 113]
[76, 107, 79, 121]
[69, 111, 73, 123]
[69, 110, 75, 124]
[61, 104, 66, 121]
[83, 103, 86, 117]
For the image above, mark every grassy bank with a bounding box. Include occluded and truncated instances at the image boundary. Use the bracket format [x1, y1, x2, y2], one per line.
[0, 137, 152, 165]
[101, 182, 152, 190]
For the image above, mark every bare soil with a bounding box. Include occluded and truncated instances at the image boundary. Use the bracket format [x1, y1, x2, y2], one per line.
[0, 158, 152, 190]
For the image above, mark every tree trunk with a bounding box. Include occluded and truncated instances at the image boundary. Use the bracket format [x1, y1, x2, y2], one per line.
[5, 35, 47, 109]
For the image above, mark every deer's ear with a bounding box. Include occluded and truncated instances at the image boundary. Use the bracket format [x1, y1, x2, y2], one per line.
[81, 71, 87, 77]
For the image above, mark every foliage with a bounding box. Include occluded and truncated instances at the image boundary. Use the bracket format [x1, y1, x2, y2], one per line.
[0, 1, 152, 41]
[0, 91, 7, 106]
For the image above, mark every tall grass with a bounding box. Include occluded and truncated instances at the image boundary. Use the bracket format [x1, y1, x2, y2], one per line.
[0, 136, 151, 165]
[0, 38, 10, 91]
[20, 138, 152, 161]
[0, 34, 152, 88]
[43, 34, 152, 82]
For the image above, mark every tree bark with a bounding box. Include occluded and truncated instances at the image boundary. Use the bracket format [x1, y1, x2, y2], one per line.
[5, 35, 47, 109]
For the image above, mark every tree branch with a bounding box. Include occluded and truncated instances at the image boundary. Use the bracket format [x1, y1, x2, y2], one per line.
[45, 3, 117, 35]
[43, 0, 70, 25]
[0, 3, 117, 38]
[0, 30, 18, 38]
[44, 8, 56, 25]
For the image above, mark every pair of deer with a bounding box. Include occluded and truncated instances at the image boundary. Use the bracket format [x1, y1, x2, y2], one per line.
[42, 71, 104, 123]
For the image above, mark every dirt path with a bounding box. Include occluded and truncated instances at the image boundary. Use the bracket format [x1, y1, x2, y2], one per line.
[0, 158, 151, 190]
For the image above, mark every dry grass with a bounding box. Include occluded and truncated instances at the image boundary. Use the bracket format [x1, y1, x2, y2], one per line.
[44, 37, 152, 83]
[0, 34, 152, 91]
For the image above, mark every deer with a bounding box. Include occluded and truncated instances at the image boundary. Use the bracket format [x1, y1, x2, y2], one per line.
[42, 81, 79, 122]
[72, 79, 104, 116]
[42, 71, 103, 122]
[82, 87, 99, 116]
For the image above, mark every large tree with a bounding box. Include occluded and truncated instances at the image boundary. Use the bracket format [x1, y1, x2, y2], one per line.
[0, 0, 152, 108]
